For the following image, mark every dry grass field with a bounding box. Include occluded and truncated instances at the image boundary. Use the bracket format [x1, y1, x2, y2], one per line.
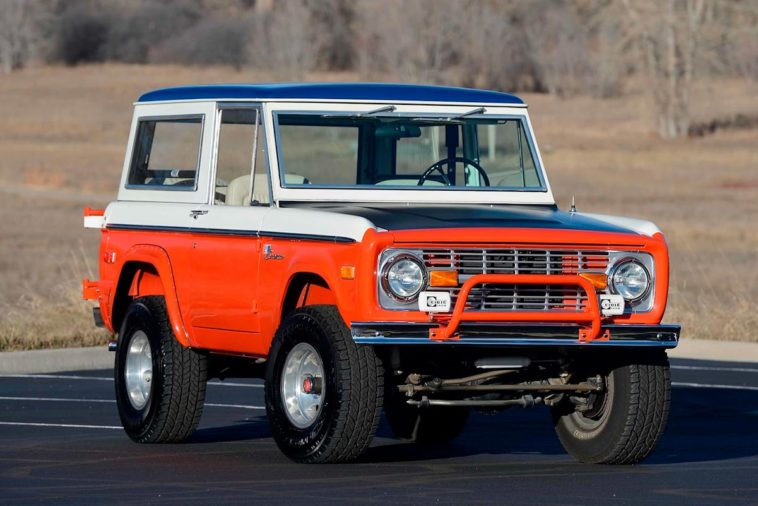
[0, 64, 756, 350]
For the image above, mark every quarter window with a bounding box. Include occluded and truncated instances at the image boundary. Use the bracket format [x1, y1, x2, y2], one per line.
[127, 117, 203, 189]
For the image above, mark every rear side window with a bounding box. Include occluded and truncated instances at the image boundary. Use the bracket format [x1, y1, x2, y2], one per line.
[127, 117, 203, 189]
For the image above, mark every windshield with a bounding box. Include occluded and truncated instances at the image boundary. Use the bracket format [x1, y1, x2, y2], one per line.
[275, 113, 543, 190]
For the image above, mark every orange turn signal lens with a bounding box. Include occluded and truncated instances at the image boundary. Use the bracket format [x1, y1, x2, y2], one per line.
[578, 272, 608, 290]
[429, 270, 459, 287]
[340, 265, 356, 280]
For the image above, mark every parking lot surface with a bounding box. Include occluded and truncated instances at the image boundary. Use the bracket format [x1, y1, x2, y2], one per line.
[1, 358, 757, 505]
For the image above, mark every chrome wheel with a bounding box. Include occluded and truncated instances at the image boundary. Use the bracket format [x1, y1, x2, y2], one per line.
[280, 342, 325, 429]
[125, 330, 153, 410]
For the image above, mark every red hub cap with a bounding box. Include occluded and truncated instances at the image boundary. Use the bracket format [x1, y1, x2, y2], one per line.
[302, 375, 314, 394]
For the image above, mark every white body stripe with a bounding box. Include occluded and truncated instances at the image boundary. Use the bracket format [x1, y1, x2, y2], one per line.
[578, 212, 662, 237]
[104, 201, 375, 242]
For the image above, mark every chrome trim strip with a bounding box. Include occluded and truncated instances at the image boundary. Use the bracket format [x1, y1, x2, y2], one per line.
[107, 224, 355, 243]
[352, 337, 678, 347]
[350, 322, 680, 348]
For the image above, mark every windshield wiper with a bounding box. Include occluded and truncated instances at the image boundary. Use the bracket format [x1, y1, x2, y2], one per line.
[410, 106, 487, 124]
[321, 105, 396, 119]
[452, 106, 486, 120]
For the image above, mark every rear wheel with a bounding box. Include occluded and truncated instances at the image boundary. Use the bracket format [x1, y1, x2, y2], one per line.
[551, 351, 670, 464]
[115, 296, 207, 443]
[265, 305, 383, 463]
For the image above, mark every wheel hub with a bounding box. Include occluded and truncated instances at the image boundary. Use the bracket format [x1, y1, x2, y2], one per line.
[125, 331, 153, 410]
[571, 373, 613, 430]
[281, 343, 325, 429]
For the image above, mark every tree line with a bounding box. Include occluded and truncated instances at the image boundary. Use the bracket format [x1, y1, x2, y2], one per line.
[1, 0, 756, 138]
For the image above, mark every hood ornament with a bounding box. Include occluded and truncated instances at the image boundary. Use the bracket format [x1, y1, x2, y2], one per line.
[569, 195, 577, 214]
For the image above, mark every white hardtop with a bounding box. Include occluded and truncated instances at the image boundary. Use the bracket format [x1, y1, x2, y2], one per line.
[117, 100, 555, 207]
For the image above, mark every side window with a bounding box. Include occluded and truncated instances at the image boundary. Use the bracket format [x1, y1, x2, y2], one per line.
[127, 117, 203, 189]
[215, 108, 269, 205]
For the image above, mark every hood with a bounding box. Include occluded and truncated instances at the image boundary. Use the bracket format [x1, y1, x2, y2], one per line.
[283, 203, 645, 235]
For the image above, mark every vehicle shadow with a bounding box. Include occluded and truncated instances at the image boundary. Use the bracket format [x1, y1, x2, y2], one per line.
[647, 386, 758, 464]
[187, 387, 758, 465]
[362, 385, 758, 465]
[190, 418, 271, 443]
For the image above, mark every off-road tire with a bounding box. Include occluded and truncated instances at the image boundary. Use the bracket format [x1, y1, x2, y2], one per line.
[265, 305, 383, 463]
[384, 379, 469, 444]
[115, 296, 207, 443]
[552, 351, 670, 464]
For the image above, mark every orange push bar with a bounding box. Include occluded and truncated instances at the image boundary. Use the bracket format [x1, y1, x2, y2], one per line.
[428, 274, 604, 342]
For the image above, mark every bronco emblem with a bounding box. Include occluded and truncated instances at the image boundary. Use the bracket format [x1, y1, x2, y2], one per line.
[264, 244, 284, 260]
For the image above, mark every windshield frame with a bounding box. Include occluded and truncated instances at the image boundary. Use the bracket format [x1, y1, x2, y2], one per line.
[263, 102, 555, 206]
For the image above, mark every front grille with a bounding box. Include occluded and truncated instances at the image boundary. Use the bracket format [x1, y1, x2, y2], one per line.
[421, 248, 609, 275]
[450, 284, 588, 311]
[421, 248, 609, 312]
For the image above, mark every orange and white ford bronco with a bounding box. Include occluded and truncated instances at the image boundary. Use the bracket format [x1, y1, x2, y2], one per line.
[84, 83, 679, 464]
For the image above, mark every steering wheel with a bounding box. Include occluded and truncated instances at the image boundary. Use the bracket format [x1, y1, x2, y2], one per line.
[417, 156, 490, 187]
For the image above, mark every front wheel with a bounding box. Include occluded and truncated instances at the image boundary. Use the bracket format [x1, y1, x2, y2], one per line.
[265, 305, 383, 463]
[551, 351, 671, 464]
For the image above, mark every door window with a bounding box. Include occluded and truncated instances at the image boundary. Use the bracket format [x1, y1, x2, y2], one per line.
[215, 108, 269, 205]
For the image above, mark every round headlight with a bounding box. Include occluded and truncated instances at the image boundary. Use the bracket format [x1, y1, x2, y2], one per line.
[610, 259, 650, 301]
[382, 255, 426, 301]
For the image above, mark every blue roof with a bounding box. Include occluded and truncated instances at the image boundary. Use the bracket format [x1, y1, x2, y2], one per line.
[137, 83, 525, 105]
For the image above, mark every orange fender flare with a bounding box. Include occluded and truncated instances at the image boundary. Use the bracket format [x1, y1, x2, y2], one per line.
[119, 244, 191, 347]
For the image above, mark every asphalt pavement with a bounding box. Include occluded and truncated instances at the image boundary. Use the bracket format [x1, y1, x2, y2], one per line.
[0, 357, 756, 505]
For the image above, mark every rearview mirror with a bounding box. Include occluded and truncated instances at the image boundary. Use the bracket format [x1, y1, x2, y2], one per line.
[374, 124, 421, 138]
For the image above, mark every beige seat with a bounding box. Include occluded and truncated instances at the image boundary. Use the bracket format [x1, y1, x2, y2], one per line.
[226, 174, 267, 205]
[283, 174, 308, 185]
[225, 173, 308, 206]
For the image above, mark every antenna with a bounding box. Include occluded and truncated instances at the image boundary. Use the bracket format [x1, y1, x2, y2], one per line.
[570, 195, 577, 214]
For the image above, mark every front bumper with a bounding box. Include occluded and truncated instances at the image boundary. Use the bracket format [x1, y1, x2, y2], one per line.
[351, 322, 680, 348]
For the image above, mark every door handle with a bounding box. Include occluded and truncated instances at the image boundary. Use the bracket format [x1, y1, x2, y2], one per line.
[190, 209, 208, 219]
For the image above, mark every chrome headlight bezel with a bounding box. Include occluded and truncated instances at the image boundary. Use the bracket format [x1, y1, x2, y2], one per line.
[606, 252, 655, 312]
[609, 258, 651, 302]
[378, 250, 428, 309]
[380, 253, 427, 302]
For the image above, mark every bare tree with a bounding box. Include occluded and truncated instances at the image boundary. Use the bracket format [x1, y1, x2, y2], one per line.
[248, 0, 317, 79]
[455, 0, 542, 92]
[622, 0, 709, 138]
[355, 0, 462, 84]
[525, 3, 591, 97]
[309, 0, 355, 70]
[0, 0, 40, 73]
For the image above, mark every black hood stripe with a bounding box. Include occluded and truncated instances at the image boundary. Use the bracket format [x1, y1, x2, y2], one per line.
[283, 203, 636, 235]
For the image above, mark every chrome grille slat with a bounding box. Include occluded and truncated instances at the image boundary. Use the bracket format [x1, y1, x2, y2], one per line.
[422, 248, 608, 312]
